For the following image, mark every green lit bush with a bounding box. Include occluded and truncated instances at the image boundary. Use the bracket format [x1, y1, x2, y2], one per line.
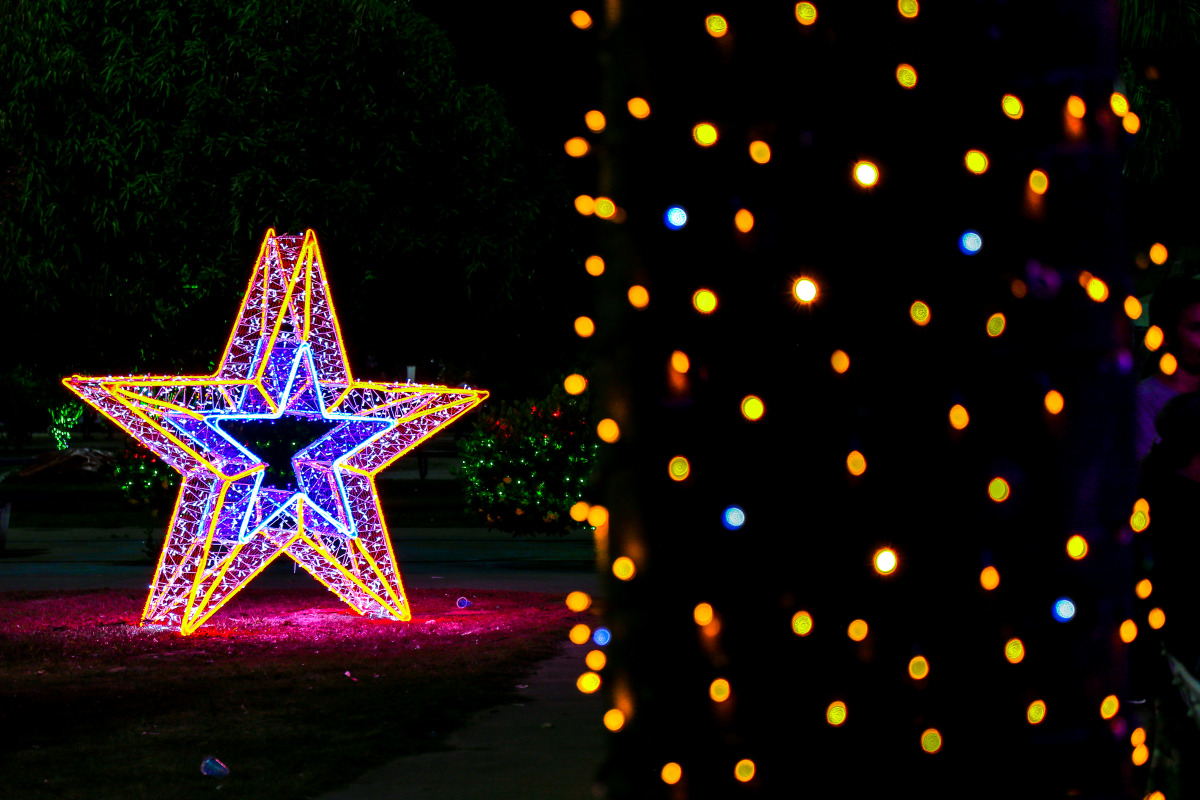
[457, 387, 596, 535]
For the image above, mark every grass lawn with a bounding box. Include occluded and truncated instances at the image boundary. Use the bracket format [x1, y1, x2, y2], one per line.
[0, 587, 582, 799]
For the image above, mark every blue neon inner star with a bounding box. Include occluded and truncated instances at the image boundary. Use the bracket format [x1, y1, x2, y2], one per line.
[216, 415, 341, 491]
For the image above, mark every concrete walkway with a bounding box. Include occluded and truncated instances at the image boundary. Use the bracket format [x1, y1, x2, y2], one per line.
[0, 525, 606, 799]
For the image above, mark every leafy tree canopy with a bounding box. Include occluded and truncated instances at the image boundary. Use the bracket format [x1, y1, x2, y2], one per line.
[0, 0, 570, 420]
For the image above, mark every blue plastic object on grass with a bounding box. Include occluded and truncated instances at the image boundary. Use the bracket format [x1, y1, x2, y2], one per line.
[201, 756, 229, 778]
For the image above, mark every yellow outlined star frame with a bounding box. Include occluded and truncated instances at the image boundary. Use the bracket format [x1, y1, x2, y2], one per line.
[64, 230, 488, 634]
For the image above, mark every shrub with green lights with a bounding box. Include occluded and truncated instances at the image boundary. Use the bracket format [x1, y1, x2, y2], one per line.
[113, 444, 180, 527]
[457, 388, 597, 535]
[48, 401, 84, 450]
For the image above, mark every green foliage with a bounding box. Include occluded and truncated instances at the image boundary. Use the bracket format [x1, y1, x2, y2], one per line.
[457, 388, 597, 535]
[47, 400, 84, 450]
[112, 443, 180, 528]
[0, 0, 569, 417]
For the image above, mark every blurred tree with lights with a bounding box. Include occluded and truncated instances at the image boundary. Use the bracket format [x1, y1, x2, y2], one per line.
[457, 385, 596, 535]
[0, 0, 575, 445]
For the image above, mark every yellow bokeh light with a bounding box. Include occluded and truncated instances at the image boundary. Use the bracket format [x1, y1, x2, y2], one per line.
[1147, 793, 1166, 800]
[1005, 638, 1025, 664]
[574, 316, 595, 338]
[692, 123, 719, 146]
[921, 728, 943, 753]
[965, 149, 989, 174]
[980, 565, 1000, 591]
[846, 450, 867, 476]
[795, 2, 817, 25]
[874, 547, 897, 575]
[587, 505, 609, 528]
[792, 610, 813, 636]
[1124, 295, 1143, 320]
[1110, 92, 1129, 116]
[734, 209, 755, 233]
[570, 10, 593, 29]
[627, 97, 651, 119]
[1120, 619, 1138, 643]
[1125, 113, 1142, 133]
[910, 300, 931, 326]
[628, 285, 650, 308]
[831, 349, 850, 374]
[1029, 169, 1049, 195]
[1027, 700, 1047, 725]
[1145, 325, 1164, 351]
[1150, 242, 1169, 264]
[898, 0, 919, 18]
[908, 656, 929, 680]
[853, 160, 879, 187]
[1132, 727, 1146, 747]
[1133, 743, 1149, 766]
[949, 404, 970, 430]
[694, 603, 714, 626]
[594, 197, 616, 219]
[1002, 94, 1024, 119]
[1044, 390, 1064, 415]
[705, 14, 728, 37]
[661, 762, 682, 785]
[569, 501, 590, 523]
[1135, 496, 1149, 513]
[564, 374, 588, 395]
[596, 418, 620, 443]
[896, 64, 918, 88]
[1149, 608, 1165, 629]
[569, 623, 591, 645]
[794, 278, 818, 303]
[1086, 277, 1109, 302]
[577, 672, 601, 693]
[612, 556, 636, 581]
[603, 708, 625, 731]
[693, 289, 718, 314]
[1100, 695, 1120, 719]
[668, 455, 691, 481]
[1136, 578, 1153, 599]
[986, 313, 1006, 337]
[1066, 95, 1087, 119]
[1066, 534, 1088, 560]
[1161, 352, 1178, 375]
[710, 678, 731, 702]
[847, 619, 869, 641]
[741, 395, 765, 421]
[749, 141, 771, 164]
[586, 650, 607, 671]
[574, 195, 595, 215]
[585, 255, 605, 276]
[988, 477, 1010, 502]
[671, 350, 690, 373]
[566, 591, 592, 612]
[827, 700, 847, 726]
[564, 137, 590, 157]
[734, 759, 756, 782]
[585, 110, 606, 132]
[1131, 509, 1149, 532]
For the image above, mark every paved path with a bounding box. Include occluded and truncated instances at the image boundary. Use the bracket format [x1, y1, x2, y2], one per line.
[0, 525, 606, 799]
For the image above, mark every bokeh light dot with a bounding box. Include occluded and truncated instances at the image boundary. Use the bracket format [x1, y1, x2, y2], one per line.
[577, 672, 601, 693]
[668, 456, 691, 481]
[987, 313, 1006, 337]
[564, 137, 589, 157]
[570, 10, 593, 29]
[1005, 638, 1025, 663]
[1110, 92, 1129, 116]
[847, 450, 867, 476]
[1053, 598, 1076, 622]
[980, 566, 1000, 590]
[1120, 619, 1138, 643]
[964, 150, 989, 174]
[898, 0, 919, 18]
[569, 623, 591, 645]
[592, 627, 612, 646]
[1002, 94, 1024, 119]
[792, 610, 813, 636]
[603, 708, 625, 731]
[1027, 700, 1047, 725]
[1029, 169, 1049, 194]
[959, 230, 983, 254]
[988, 477, 1010, 502]
[705, 14, 728, 37]
[566, 591, 592, 612]
[1066, 534, 1088, 560]
[671, 351, 690, 373]
[692, 123, 719, 146]
[596, 418, 620, 443]
[627, 285, 650, 308]
[734, 759, 756, 782]
[949, 404, 970, 430]
[831, 349, 850, 373]
[1124, 295, 1143, 320]
[911, 300, 931, 325]
[1136, 578, 1153, 599]
[1045, 390, 1065, 414]
[795, 2, 817, 25]
[1145, 325, 1165, 351]
[575, 316, 595, 338]
[847, 619, 869, 641]
[661, 763, 682, 785]
[665, 206, 688, 229]
[722, 505, 746, 530]
[874, 547, 897, 574]
[1067, 95, 1087, 119]
[1149, 608, 1165, 629]
[749, 141, 772, 164]
[569, 501, 590, 522]
[921, 729, 943, 753]
[1161, 352, 1179, 375]
[896, 64, 918, 88]
[1150, 242, 1169, 264]
[585, 255, 605, 276]
[692, 289, 717, 314]
[710, 678, 731, 702]
[587, 505, 609, 528]
[734, 209, 754, 233]
[827, 701, 847, 726]
[854, 160, 879, 187]
[564, 374, 587, 395]
[612, 556, 636, 581]
[586, 650, 607, 671]
[575, 195, 595, 215]
[627, 97, 650, 118]
[794, 278, 818, 303]
[585, 110, 606, 131]
[908, 656, 929, 679]
[694, 603, 714, 626]
[1100, 695, 1120, 719]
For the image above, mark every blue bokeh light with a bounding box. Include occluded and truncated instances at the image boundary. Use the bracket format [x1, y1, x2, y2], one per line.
[722, 505, 746, 530]
[1053, 597, 1076, 622]
[959, 230, 982, 254]
[592, 627, 612, 646]
[664, 206, 688, 229]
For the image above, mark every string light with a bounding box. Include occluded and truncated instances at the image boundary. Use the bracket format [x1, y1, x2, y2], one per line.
[792, 611, 814, 636]
[847, 619, 869, 641]
[896, 64, 918, 88]
[1005, 638, 1025, 664]
[594, 197, 616, 219]
[908, 656, 929, 679]
[959, 230, 983, 254]
[596, 419, 619, 443]
[898, 0, 919, 18]
[692, 289, 718, 313]
[1100, 695, 1120, 719]
[1161, 352, 1178, 375]
[986, 313, 1006, 337]
[846, 450, 867, 476]
[910, 301, 931, 325]
[874, 547, 897, 574]
[574, 316, 595, 337]
[577, 672, 602, 693]
[734, 209, 755, 233]
[661, 763, 682, 785]
[710, 678, 731, 702]
[612, 556, 636, 580]
[694, 603, 714, 626]
[1044, 390, 1064, 415]
[1053, 598, 1076, 622]
[566, 591, 592, 612]
[734, 759, 756, 782]
[569, 624, 591, 645]
[749, 141, 772, 164]
[564, 374, 587, 395]
[1002, 94, 1024, 119]
[585, 110, 606, 131]
[1066, 95, 1087, 119]
[826, 701, 847, 726]
[830, 350, 850, 373]
[722, 505, 746, 530]
[585, 255, 605, 276]
[1029, 170, 1048, 194]
[604, 709, 625, 731]
[921, 729, 943, 753]
[964, 150, 989, 174]
[705, 14, 728, 37]
[988, 477, 1010, 502]
[570, 10, 592, 29]
[586, 650, 607, 670]
[1148, 608, 1165, 629]
[668, 456, 691, 481]
[627, 285, 650, 308]
[949, 404, 969, 430]
[574, 195, 595, 215]
[671, 351, 690, 373]
[1027, 700, 1046, 724]
[1066, 534, 1088, 560]
[569, 501, 590, 522]
[1136, 579, 1153, 599]
[1086, 277, 1109, 302]
[795, 2, 817, 25]
[589, 505, 610, 527]
[1149, 242, 1168, 264]
[1124, 296, 1142, 320]
[741, 396, 765, 421]
[1119, 619, 1137, 643]
[564, 137, 589, 157]
[1110, 92, 1129, 116]
[980, 566, 1000, 590]
[627, 97, 651, 118]
[664, 206, 688, 229]
[692, 123, 719, 146]
[853, 160, 879, 187]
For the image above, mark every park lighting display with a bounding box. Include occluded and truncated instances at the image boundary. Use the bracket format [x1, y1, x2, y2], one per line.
[64, 230, 487, 634]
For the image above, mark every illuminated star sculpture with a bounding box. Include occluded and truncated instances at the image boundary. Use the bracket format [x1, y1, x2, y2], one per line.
[64, 229, 488, 634]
